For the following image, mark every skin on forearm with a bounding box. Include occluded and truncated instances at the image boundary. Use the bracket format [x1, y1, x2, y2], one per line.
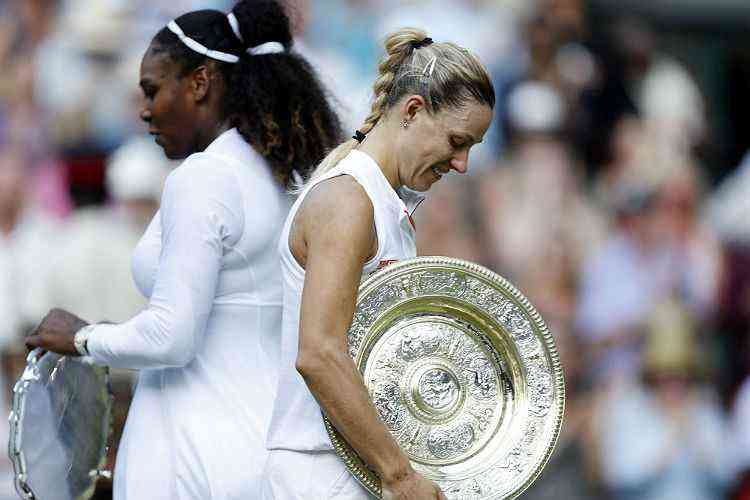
[298, 344, 412, 482]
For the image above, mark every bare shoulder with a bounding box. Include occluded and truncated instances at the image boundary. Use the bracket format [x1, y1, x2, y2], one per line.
[299, 175, 374, 235]
[292, 175, 376, 266]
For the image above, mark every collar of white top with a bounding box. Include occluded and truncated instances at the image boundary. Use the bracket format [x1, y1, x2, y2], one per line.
[167, 20, 285, 64]
[350, 150, 426, 217]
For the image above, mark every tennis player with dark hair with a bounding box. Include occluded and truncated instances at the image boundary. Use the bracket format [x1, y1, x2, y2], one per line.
[26, 1, 341, 498]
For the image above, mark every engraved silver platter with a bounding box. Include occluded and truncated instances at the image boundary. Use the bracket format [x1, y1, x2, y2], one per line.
[324, 256, 565, 499]
[8, 349, 113, 500]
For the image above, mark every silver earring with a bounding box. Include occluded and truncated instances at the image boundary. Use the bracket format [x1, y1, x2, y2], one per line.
[402, 119, 408, 129]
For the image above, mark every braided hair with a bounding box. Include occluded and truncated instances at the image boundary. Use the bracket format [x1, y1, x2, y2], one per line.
[149, 0, 342, 188]
[304, 27, 495, 186]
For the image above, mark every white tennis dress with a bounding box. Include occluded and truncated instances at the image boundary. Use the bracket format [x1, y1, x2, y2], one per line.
[85, 129, 286, 500]
[263, 150, 423, 498]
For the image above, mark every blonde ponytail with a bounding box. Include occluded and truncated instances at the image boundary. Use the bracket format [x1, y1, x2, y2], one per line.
[294, 27, 494, 193]
[297, 28, 429, 190]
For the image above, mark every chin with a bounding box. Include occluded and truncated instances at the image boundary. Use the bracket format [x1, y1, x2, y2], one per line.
[162, 147, 189, 160]
[419, 178, 441, 192]
[406, 182, 431, 192]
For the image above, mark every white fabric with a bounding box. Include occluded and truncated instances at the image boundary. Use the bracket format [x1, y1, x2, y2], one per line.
[597, 384, 729, 499]
[106, 136, 171, 202]
[226, 12, 243, 43]
[248, 41, 285, 56]
[0, 209, 58, 497]
[266, 149, 421, 452]
[86, 129, 286, 499]
[167, 20, 239, 63]
[261, 449, 370, 499]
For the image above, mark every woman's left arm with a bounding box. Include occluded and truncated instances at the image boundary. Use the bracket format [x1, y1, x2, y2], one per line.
[26, 161, 243, 369]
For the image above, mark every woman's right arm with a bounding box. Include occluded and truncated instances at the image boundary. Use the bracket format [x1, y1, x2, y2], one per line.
[84, 161, 241, 369]
[294, 176, 443, 499]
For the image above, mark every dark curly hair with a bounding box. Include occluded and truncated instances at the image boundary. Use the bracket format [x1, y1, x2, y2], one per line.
[150, 0, 342, 187]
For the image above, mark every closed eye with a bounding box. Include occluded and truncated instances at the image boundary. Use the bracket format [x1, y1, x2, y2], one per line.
[140, 81, 158, 100]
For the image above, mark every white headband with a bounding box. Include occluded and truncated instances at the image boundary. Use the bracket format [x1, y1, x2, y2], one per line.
[167, 20, 239, 63]
[168, 18, 286, 64]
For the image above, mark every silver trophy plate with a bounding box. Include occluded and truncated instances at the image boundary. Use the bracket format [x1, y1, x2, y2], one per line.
[325, 257, 565, 499]
[8, 350, 112, 500]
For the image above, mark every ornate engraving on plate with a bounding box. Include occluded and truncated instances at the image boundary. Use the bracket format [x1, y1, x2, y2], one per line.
[426, 421, 475, 459]
[467, 357, 498, 400]
[418, 368, 459, 410]
[325, 257, 565, 500]
[372, 382, 407, 432]
[363, 318, 507, 465]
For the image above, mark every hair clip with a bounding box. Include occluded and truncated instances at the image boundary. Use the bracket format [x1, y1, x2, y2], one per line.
[352, 130, 366, 142]
[410, 37, 434, 50]
[422, 56, 438, 77]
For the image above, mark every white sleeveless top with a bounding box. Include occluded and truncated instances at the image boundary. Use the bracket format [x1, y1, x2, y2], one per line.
[266, 149, 424, 451]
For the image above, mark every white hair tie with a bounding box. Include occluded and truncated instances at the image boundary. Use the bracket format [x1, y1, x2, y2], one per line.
[248, 41, 285, 56]
[227, 12, 285, 56]
[226, 12, 243, 43]
[167, 20, 239, 63]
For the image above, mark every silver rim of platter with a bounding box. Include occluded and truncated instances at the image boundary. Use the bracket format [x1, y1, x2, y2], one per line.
[324, 256, 565, 499]
[8, 350, 112, 500]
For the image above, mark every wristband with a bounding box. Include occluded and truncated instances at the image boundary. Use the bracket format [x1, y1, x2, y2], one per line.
[73, 324, 96, 357]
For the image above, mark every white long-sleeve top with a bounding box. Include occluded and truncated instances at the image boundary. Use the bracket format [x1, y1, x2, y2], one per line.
[86, 129, 286, 499]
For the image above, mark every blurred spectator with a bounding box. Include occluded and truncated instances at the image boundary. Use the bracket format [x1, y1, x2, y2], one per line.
[576, 179, 671, 382]
[655, 159, 722, 319]
[33, 1, 138, 151]
[48, 136, 170, 324]
[285, 0, 373, 133]
[478, 81, 606, 334]
[0, 145, 58, 349]
[415, 176, 484, 263]
[708, 150, 750, 246]
[709, 151, 750, 405]
[610, 17, 706, 156]
[0, 144, 59, 499]
[729, 375, 750, 499]
[377, 0, 514, 64]
[595, 298, 729, 500]
[522, 329, 601, 500]
[577, 154, 721, 384]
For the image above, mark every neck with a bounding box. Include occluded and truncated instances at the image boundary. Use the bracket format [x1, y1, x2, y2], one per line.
[358, 123, 401, 190]
[195, 119, 233, 153]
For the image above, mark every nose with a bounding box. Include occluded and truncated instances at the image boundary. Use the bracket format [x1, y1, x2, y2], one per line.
[450, 149, 469, 174]
[140, 106, 151, 124]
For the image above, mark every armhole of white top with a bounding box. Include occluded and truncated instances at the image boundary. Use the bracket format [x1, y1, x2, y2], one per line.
[287, 173, 382, 272]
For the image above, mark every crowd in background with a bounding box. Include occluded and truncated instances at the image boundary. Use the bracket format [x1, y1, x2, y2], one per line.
[1, 0, 750, 498]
